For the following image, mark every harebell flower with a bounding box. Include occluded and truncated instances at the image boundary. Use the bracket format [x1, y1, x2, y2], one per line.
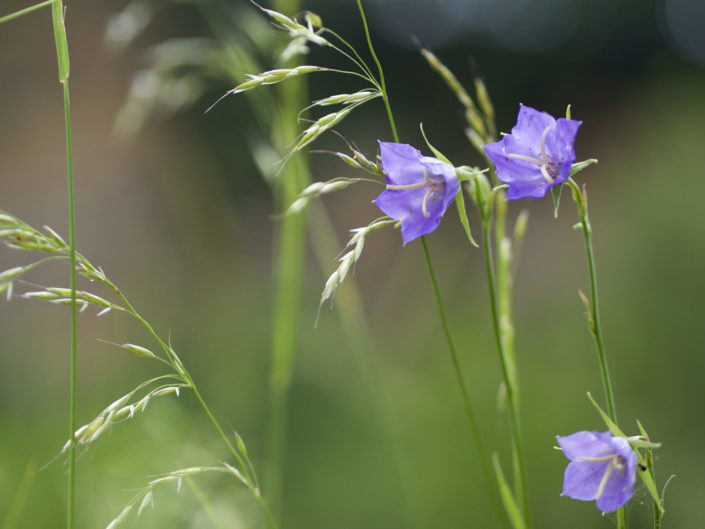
[483, 105, 581, 200]
[374, 142, 459, 244]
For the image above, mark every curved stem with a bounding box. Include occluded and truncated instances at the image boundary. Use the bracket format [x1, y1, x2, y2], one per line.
[481, 225, 531, 529]
[421, 237, 506, 529]
[356, 0, 398, 142]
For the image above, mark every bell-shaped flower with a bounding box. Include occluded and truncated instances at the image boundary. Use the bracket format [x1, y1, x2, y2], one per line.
[557, 430, 637, 513]
[373, 142, 459, 245]
[483, 105, 581, 200]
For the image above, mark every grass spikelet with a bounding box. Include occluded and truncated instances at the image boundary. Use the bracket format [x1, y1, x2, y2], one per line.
[294, 107, 353, 153]
[420, 47, 488, 140]
[312, 90, 379, 107]
[232, 66, 327, 95]
[105, 504, 133, 529]
[255, 3, 329, 46]
[285, 178, 362, 215]
[318, 218, 395, 311]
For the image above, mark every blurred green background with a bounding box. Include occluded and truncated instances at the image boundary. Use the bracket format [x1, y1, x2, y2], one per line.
[1, 0, 704, 527]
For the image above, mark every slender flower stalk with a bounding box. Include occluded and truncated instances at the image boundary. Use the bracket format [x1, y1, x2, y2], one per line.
[566, 178, 624, 529]
[481, 222, 531, 529]
[421, 237, 506, 528]
[566, 178, 617, 421]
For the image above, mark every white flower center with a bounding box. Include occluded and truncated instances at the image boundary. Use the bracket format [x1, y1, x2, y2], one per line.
[386, 169, 445, 217]
[506, 126, 559, 184]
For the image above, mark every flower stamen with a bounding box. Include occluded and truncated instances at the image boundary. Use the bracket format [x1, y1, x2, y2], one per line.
[422, 188, 433, 217]
[594, 460, 615, 501]
[507, 153, 544, 165]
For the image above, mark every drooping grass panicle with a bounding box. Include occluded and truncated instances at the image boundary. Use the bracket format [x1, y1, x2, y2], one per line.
[0, 210, 274, 524]
[104, 464, 250, 529]
[318, 217, 396, 312]
[59, 376, 188, 455]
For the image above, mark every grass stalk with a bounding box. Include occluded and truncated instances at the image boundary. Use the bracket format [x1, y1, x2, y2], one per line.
[356, 0, 398, 143]
[481, 224, 531, 529]
[264, 0, 310, 519]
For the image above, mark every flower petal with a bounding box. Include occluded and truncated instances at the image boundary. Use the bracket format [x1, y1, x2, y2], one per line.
[557, 431, 614, 460]
[595, 437, 638, 512]
[546, 118, 581, 164]
[379, 142, 425, 186]
[510, 104, 556, 147]
[562, 459, 610, 501]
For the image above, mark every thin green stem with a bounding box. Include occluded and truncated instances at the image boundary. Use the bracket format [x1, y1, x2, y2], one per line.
[61, 76, 77, 529]
[356, 0, 398, 142]
[481, 225, 531, 529]
[569, 180, 617, 421]
[566, 179, 622, 528]
[0, 0, 52, 24]
[420, 237, 505, 529]
[320, 27, 377, 81]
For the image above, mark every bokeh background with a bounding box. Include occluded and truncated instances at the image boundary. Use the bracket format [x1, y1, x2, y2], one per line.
[1, 0, 704, 527]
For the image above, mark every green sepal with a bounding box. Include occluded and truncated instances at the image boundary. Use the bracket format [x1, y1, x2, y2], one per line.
[587, 392, 626, 438]
[551, 184, 563, 218]
[454, 183, 478, 247]
[419, 123, 451, 164]
[637, 456, 665, 514]
[418, 126, 478, 247]
[492, 454, 526, 529]
[629, 438, 662, 450]
[569, 159, 598, 177]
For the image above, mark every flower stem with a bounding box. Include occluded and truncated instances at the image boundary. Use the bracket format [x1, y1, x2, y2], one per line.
[356, 0, 399, 143]
[420, 236, 506, 529]
[481, 224, 531, 529]
[566, 179, 623, 529]
[568, 180, 617, 421]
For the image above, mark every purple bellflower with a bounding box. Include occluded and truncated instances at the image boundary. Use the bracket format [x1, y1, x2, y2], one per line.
[373, 142, 459, 245]
[483, 105, 581, 200]
[557, 431, 637, 513]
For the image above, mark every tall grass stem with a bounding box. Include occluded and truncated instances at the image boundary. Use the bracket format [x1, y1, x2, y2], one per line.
[481, 225, 531, 529]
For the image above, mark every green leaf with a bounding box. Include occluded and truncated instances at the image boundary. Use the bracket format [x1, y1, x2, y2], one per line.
[51, 0, 70, 83]
[454, 184, 478, 247]
[551, 184, 563, 218]
[492, 454, 526, 529]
